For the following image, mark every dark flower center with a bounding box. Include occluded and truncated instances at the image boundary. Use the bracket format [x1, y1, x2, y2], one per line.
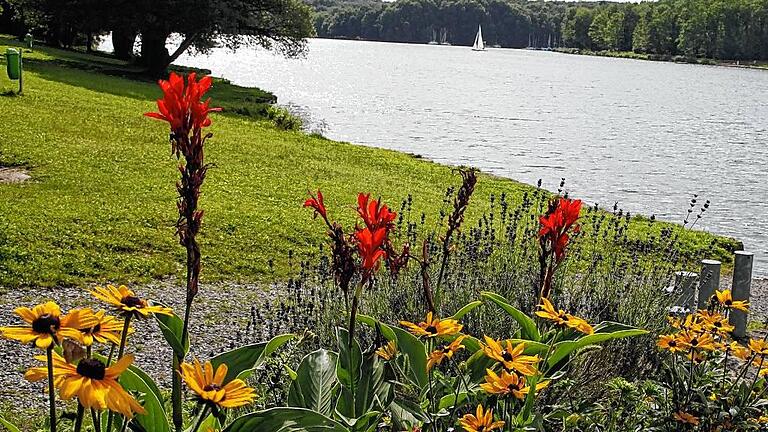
[32, 314, 60, 334]
[507, 383, 521, 392]
[203, 384, 222, 392]
[425, 325, 438, 335]
[121, 296, 144, 308]
[725, 299, 732, 306]
[502, 351, 514, 362]
[690, 338, 699, 346]
[82, 323, 101, 334]
[713, 321, 722, 328]
[76, 358, 106, 380]
[669, 341, 677, 347]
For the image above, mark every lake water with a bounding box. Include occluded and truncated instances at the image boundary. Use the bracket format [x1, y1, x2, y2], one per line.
[135, 39, 768, 274]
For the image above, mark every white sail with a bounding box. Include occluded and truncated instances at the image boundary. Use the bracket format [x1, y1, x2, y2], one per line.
[472, 25, 485, 51]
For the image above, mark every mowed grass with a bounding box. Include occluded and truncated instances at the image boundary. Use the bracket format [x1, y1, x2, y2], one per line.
[0, 37, 739, 288]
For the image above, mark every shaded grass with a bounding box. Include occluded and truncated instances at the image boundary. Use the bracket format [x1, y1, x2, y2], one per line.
[0, 36, 740, 288]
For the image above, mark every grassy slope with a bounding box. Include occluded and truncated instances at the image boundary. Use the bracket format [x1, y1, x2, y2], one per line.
[0, 38, 739, 288]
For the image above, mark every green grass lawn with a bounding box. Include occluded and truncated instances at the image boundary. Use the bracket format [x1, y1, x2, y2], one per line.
[0, 36, 740, 288]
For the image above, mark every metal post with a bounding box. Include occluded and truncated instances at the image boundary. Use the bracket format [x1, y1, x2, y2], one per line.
[698, 259, 721, 310]
[18, 49, 22, 95]
[730, 251, 753, 339]
[675, 271, 698, 312]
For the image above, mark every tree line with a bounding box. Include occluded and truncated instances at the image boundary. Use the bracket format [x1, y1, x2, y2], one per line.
[314, 0, 768, 60]
[0, 0, 315, 74]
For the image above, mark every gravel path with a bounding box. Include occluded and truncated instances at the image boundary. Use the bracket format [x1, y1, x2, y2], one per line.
[0, 280, 280, 412]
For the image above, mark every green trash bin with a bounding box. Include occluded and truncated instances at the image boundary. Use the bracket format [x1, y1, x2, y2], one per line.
[6, 48, 20, 80]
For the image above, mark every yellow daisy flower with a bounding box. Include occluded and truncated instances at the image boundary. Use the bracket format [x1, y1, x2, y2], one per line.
[678, 331, 716, 351]
[535, 297, 568, 326]
[427, 336, 466, 370]
[481, 336, 540, 375]
[0, 302, 92, 349]
[719, 341, 751, 360]
[564, 314, 594, 335]
[480, 368, 549, 400]
[61, 309, 133, 346]
[399, 312, 462, 338]
[696, 310, 734, 335]
[657, 334, 686, 353]
[375, 340, 397, 361]
[714, 289, 749, 312]
[459, 405, 505, 432]
[181, 359, 256, 409]
[25, 352, 145, 418]
[91, 285, 172, 319]
[749, 339, 768, 356]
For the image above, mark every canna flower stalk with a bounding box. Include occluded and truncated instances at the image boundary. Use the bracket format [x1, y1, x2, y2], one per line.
[537, 197, 582, 300]
[145, 71, 220, 431]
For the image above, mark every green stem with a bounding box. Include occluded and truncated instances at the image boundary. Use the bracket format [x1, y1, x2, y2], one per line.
[74, 402, 84, 432]
[91, 409, 101, 432]
[106, 315, 132, 432]
[46, 345, 57, 432]
[191, 405, 210, 432]
[172, 356, 183, 432]
[106, 343, 115, 365]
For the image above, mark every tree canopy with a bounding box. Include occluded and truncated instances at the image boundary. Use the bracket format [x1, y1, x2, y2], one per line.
[1, 0, 316, 73]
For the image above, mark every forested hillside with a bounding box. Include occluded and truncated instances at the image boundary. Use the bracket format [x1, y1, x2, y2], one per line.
[313, 0, 768, 60]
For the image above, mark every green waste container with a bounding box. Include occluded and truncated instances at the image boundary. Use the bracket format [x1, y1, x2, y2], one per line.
[6, 48, 20, 80]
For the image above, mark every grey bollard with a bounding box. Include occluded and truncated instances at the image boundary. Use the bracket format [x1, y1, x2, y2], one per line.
[729, 251, 753, 339]
[698, 259, 721, 310]
[675, 271, 698, 312]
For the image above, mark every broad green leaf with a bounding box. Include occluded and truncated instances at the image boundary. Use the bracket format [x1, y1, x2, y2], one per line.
[481, 291, 541, 341]
[119, 364, 170, 432]
[0, 416, 21, 432]
[211, 333, 294, 382]
[452, 301, 482, 320]
[356, 314, 397, 341]
[223, 407, 349, 432]
[547, 322, 648, 368]
[336, 327, 363, 392]
[154, 308, 189, 356]
[288, 349, 339, 416]
[391, 327, 428, 388]
[439, 391, 469, 410]
[338, 352, 388, 419]
[389, 400, 429, 430]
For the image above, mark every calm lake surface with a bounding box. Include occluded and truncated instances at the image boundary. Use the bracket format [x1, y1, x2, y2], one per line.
[171, 39, 768, 275]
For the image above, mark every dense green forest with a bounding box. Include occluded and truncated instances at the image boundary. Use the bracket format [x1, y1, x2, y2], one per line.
[312, 0, 768, 61]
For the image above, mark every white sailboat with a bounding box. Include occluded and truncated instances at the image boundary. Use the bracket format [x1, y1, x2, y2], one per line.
[472, 24, 485, 51]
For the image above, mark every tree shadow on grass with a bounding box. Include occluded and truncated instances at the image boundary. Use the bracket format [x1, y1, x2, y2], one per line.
[0, 35, 278, 120]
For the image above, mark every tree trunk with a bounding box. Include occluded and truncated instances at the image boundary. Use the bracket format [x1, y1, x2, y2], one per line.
[140, 28, 171, 76]
[112, 28, 137, 60]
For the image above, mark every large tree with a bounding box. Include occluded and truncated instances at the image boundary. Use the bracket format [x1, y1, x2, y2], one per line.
[123, 0, 315, 74]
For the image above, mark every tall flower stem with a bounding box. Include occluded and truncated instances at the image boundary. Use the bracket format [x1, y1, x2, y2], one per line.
[191, 405, 211, 432]
[106, 315, 132, 432]
[91, 409, 101, 432]
[46, 344, 57, 432]
[74, 402, 85, 432]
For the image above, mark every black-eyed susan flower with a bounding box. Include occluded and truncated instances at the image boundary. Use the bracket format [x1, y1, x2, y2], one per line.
[399, 312, 462, 338]
[678, 331, 716, 351]
[25, 352, 144, 418]
[91, 285, 172, 319]
[480, 368, 550, 400]
[0, 302, 92, 349]
[427, 336, 466, 370]
[459, 405, 504, 432]
[181, 359, 256, 409]
[714, 289, 749, 313]
[375, 341, 397, 361]
[696, 310, 734, 335]
[564, 314, 594, 335]
[61, 309, 132, 346]
[718, 341, 750, 360]
[749, 338, 768, 356]
[535, 298, 568, 326]
[657, 334, 686, 353]
[482, 336, 539, 375]
[673, 411, 699, 426]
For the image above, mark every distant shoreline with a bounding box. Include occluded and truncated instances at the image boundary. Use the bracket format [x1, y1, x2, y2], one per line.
[551, 47, 768, 71]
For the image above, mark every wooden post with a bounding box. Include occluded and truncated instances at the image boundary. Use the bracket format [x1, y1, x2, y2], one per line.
[675, 271, 698, 312]
[698, 259, 721, 310]
[730, 251, 752, 339]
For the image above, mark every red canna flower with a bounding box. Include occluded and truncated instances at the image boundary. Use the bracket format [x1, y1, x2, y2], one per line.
[539, 198, 582, 262]
[144, 72, 221, 135]
[304, 190, 327, 221]
[354, 227, 388, 274]
[356, 193, 397, 231]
